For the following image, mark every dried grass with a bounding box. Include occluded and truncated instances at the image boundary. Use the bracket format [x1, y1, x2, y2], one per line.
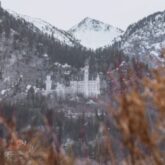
[0, 67, 164, 165]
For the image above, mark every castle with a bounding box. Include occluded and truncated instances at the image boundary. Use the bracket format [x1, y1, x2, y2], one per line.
[45, 65, 100, 98]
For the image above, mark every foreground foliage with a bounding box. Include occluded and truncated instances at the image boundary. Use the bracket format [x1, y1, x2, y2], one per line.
[0, 67, 165, 165]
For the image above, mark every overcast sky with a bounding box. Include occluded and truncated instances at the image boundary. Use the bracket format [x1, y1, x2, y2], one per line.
[1, 0, 165, 30]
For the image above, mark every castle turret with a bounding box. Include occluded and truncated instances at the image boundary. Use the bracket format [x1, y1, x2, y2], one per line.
[84, 65, 89, 97]
[45, 75, 52, 91]
[96, 74, 100, 96]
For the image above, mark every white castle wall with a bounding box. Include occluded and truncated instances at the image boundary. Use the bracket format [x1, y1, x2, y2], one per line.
[45, 65, 100, 98]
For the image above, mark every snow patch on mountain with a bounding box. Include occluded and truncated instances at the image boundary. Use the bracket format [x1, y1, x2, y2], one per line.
[69, 17, 123, 50]
[8, 10, 79, 47]
[121, 11, 165, 66]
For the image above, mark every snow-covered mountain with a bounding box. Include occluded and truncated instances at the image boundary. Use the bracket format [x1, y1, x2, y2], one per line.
[68, 17, 124, 50]
[8, 10, 80, 47]
[121, 11, 165, 66]
[0, 8, 93, 100]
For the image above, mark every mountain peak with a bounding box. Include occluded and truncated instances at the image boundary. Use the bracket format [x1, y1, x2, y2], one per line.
[69, 18, 123, 49]
[82, 17, 93, 21]
[71, 17, 120, 32]
[81, 17, 102, 23]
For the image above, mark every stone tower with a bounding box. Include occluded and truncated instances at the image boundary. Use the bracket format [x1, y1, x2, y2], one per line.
[96, 74, 101, 96]
[84, 64, 89, 97]
[45, 75, 52, 92]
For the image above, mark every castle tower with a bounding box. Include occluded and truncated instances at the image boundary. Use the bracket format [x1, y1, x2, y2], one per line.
[96, 74, 100, 96]
[45, 75, 52, 91]
[84, 65, 89, 97]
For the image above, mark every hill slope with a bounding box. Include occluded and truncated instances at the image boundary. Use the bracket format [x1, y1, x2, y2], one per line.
[8, 10, 80, 47]
[121, 11, 165, 66]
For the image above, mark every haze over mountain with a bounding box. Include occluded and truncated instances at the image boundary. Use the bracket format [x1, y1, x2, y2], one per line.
[2, 0, 165, 31]
[6, 8, 165, 63]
